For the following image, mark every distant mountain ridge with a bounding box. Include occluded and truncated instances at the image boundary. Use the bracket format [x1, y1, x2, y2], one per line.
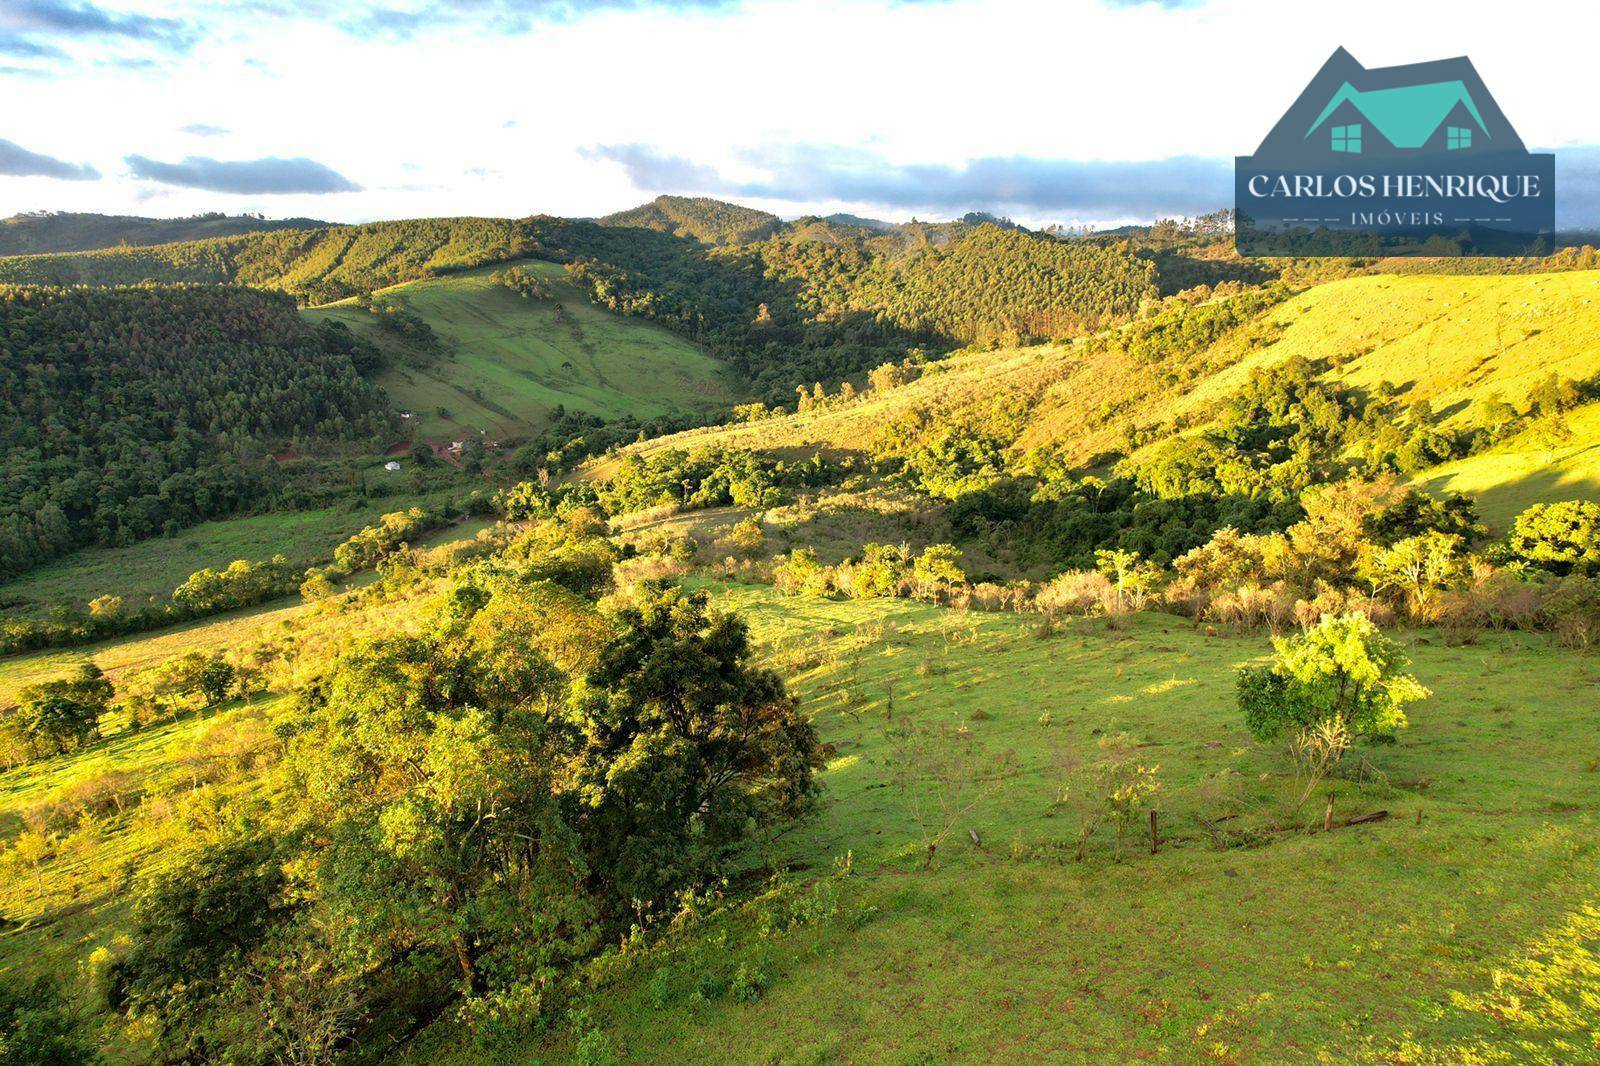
[0, 211, 326, 256]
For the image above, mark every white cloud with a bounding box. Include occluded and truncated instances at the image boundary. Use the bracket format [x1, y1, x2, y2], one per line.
[2, 0, 1599, 227]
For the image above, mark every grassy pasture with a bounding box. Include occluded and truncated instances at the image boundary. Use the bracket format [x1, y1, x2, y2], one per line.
[1411, 399, 1600, 531]
[395, 582, 1600, 1063]
[1178, 271, 1600, 423]
[2, 576, 1596, 1061]
[0, 486, 468, 618]
[304, 261, 740, 441]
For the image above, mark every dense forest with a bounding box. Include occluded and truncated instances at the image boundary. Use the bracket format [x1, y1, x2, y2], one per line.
[0, 212, 326, 256]
[0, 285, 395, 578]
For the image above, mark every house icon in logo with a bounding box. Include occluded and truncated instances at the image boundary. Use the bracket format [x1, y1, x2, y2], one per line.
[1305, 79, 1488, 156]
[1250, 47, 1528, 161]
[1235, 48, 1554, 256]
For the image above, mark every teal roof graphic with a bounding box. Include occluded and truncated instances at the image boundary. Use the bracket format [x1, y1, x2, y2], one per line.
[1242, 48, 1531, 160]
[1306, 80, 1488, 149]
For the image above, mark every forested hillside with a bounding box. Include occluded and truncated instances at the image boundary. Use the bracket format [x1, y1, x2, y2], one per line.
[0, 212, 325, 256]
[0, 217, 533, 304]
[599, 195, 782, 245]
[0, 207, 1161, 402]
[0, 285, 394, 578]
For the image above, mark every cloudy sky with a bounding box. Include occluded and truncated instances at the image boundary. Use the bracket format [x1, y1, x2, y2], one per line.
[4, 0, 1600, 229]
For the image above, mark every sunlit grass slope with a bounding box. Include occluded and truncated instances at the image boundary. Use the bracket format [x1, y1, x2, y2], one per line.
[398, 581, 1599, 1063]
[1178, 270, 1600, 422]
[589, 335, 1181, 476]
[1412, 400, 1600, 530]
[599, 270, 1600, 519]
[304, 261, 740, 441]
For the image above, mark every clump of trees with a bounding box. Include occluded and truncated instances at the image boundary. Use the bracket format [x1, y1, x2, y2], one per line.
[353, 293, 441, 355]
[492, 265, 555, 299]
[328, 508, 444, 576]
[1, 663, 113, 765]
[91, 566, 821, 1054]
[499, 447, 841, 525]
[774, 543, 969, 602]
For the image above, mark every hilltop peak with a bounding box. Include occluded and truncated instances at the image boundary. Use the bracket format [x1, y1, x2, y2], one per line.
[599, 195, 781, 245]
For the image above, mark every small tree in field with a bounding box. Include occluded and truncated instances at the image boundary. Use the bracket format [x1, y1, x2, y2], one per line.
[1095, 548, 1162, 611]
[1092, 733, 1161, 859]
[1237, 612, 1429, 748]
[1369, 531, 1468, 621]
[889, 720, 1014, 869]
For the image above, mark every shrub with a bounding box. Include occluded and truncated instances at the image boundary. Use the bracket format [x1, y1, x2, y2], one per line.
[1543, 575, 1600, 648]
[0, 976, 96, 1064]
[1034, 570, 1114, 616]
[1504, 500, 1600, 575]
[1368, 531, 1470, 621]
[1209, 583, 1298, 631]
[110, 835, 288, 1025]
[1237, 612, 1429, 744]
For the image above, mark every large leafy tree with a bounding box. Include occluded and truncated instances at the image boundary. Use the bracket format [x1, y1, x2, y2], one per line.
[287, 603, 593, 998]
[561, 583, 823, 913]
[1505, 500, 1600, 575]
[10, 662, 112, 756]
[283, 574, 820, 1019]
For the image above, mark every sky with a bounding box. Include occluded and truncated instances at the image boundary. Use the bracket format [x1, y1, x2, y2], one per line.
[4, 0, 1600, 230]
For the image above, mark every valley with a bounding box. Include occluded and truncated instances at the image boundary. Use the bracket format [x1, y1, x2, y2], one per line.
[0, 198, 1597, 1063]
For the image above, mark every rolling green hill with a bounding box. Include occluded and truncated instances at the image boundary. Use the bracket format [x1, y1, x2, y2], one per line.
[0, 217, 535, 303]
[600, 195, 783, 245]
[0, 211, 325, 256]
[1170, 271, 1600, 426]
[303, 260, 742, 441]
[597, 268, 1600, 518]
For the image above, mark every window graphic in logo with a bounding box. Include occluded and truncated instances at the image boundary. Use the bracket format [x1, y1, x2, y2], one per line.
[1236, 49, 1554, 256]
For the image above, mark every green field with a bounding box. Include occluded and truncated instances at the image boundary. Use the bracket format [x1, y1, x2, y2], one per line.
[0, 488, 467, 618]
[378, 581, 1595, 1063]
[305, 261, 741, 441]
[1412, 399, 1600, 530]
[3, 568, 1596, 1062]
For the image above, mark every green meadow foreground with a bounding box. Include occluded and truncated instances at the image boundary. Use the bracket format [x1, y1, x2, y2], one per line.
[4, 576, 1596, 1062]
[425, 585, 1600, 1064]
